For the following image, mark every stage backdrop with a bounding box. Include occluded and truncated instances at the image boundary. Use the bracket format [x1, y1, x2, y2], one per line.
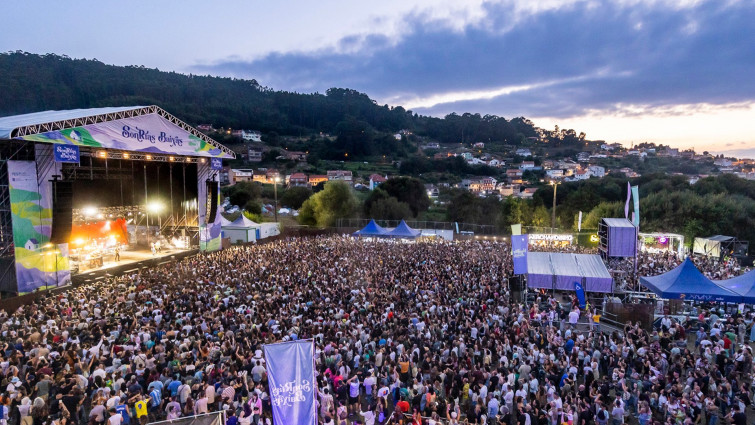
[8, 158, 70, 293]
[264, 340, 317, 425]
[17, 112, 232, 158]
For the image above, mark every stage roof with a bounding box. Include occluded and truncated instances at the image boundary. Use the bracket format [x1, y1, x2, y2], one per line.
[602, 218, 635, 228]
[526, 252, 613, 293]
[0, 105, 234, 158]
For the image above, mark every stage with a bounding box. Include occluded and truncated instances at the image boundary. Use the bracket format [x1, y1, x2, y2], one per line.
[74, 246, 190, 274]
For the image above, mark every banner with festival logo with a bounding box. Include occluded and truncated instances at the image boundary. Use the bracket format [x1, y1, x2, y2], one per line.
[512, 234, 528, 275]
[17, 113, 233, 158]
[8, 160, 71, 293]
[264, 340, 317, 425]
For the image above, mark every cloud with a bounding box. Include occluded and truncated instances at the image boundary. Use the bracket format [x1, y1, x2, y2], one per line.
[192, 0, 755, 119]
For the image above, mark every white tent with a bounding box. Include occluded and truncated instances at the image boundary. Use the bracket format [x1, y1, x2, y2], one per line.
[221, 215, 259, 244]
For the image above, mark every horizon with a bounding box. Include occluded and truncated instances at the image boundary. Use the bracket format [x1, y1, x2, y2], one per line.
[2, 1, 754, 156]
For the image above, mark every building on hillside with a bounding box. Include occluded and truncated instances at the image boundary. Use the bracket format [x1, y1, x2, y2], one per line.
[369, 174, 387, 190]
[572, 169, 590, 181]
[487, 158, 504, 167]
[327, 170, 353, 183]
[422, 142, 440, 150]
[266, 169, 281, 183]
[467, 157, 486, 165]
[517, 187, 538, 199]
[284, 151, 308, 161]
[288, 173, 309, 187]
[253, 171, 268, 184]
[425, 184, 439, 199]
[506, 169, 523, 179]
[577, 152, 591, 162]
[197, 124, 213, 132]
[515, 148, 532, 157]
[519, 161, 535, 170]
[247, 146, 263, 162]
[230, 169, 254, 184]
[546, 169, 564, 179]
[473, 142, 485, 148]
[460, 152, 473, 160]
[619, 168, 640, 178]
[588, 165, 606, 178]
[231, 130, 243, 138]
[308, 175, 328, 187]
[242, 130, 262, 142]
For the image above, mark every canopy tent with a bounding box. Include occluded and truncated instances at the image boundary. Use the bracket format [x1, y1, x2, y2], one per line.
[220, 214, 260, 243]
[383, 220, 421, 239]
[639, 258, 741, 302]
[526, 252, 613, 292]
[714, 270, 755, 304]
[352, 219, 388, 237]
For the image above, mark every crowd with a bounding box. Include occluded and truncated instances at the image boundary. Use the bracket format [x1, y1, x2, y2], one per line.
[0, 236, 753, 425]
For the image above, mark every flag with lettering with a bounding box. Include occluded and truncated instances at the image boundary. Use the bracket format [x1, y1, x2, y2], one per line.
[512, 234, 528, 275]
[264, 340, 317, 425]
[624, 181, 631, 219]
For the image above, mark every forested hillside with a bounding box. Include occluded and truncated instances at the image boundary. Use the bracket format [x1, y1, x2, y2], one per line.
[0, 52, 545, 146]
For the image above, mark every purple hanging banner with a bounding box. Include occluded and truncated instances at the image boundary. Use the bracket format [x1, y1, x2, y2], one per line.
[264, 340, 317, 425]
[512, 234, 528, 275]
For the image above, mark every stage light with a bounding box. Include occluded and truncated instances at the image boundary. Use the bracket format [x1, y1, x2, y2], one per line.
[98, 151, 107, 158]
[83, 206, 97, 217]
[73, 238, 85, 246]
[147, 201, 165, 213]
[97, 213, 104, 219]
[123, 153, 130, 159]
[146, 155, 153, 160]
[43, 243, 53, 249]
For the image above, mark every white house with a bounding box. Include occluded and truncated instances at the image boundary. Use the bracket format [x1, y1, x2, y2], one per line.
[487, 159, 504, 168]
[515, 148, 532, 157]
[467, 157, 486, 165]
[546, 169, 564, 179]
[241, 130, 262, 142]
[588, 165, 606, 178]
[519, 161, 536, 170]
[572, 169, 591, 180]
[24, 238, 39, 251]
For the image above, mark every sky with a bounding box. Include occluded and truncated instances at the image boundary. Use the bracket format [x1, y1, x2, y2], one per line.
[3, 0, 755, 157]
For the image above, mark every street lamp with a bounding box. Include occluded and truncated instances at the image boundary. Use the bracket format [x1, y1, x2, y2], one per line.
[550, 181, 561, 231]
[273, 176, 280, 222]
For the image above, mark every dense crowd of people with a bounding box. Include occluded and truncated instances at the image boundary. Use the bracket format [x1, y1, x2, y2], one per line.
[0, 236, 753, 425]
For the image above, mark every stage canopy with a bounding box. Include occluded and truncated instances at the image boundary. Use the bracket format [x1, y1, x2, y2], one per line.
[639, 258, 741, 302]
[693, 235, 749, 259]
[0, 105, 234, 158]
[714, 270, 755, 304]
[353, 219, 388, 237]
[526, 252, 613, 292]
[383, 220, 421, 239]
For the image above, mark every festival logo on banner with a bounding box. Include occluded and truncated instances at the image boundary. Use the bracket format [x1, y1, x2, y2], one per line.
[53, 144, 80, 163]
[512, 234, 528, 275]
[211, 157, 223, 170]
[264, 340, 317, 425]
[17, 113, 233, 158]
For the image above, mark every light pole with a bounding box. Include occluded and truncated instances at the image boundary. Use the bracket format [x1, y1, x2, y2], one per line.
[273, 176, 280, 222]
[550, 181, 560, 231]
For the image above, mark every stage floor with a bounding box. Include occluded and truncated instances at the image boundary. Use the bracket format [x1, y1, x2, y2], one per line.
[74, 247, 189, 274]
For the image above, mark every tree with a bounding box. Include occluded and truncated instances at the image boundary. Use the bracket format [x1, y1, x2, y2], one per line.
[369, 197, 413, 220]
[223, 181, 261, 208]
[296, 181, 357, 227]
[280, 186, 312, 209]
[377, 177, 431, 217]
[499, 196, 523, 228]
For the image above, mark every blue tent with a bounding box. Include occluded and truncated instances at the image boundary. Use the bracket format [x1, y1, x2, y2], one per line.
[715, 270, 755, 303]
[352, 219, 388, 237]
[383, 220, 421, 239]
[639, 257, 742, 302]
